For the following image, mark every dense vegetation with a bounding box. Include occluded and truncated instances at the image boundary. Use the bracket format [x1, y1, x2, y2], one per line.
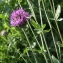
[0, 0, 63, 63]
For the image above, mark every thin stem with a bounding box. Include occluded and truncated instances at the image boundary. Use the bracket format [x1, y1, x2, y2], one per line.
[16, 49, 28, 63]
[17, 2, 37, 63]
[42, 0, 59, 60]
[43, 53, 49, 63]
[22, 28, 30, 46]
[26, 52, 33, 63]
[38, 0, 44, 49]
[17, 0, 22, 8]
[38, 0, 43, 26]
[27, 0, 42, 49]
[38, 0, 44, 48]
[42, 1, 53, 62]
[26, 0, 41, 49]
[22, 28, 38, 63]
[51, 0, 63, 44]
[38, 0, 48, 63]
[19, 54, 28, 63]
[27, 0, 37, 22]
[57, 42, 61, 63]
[49, 0, 62, 60]
[40, 34, 49, 63]
[59, 45, 61, 63]
[27, 21, 41, 49]
[28, 20, 49, 63]
[42, 34, 53, 63]
[21, 56, 28, 63]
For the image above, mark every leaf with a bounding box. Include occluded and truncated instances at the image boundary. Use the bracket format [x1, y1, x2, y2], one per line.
[18, 0, 22, 3]
[31, 19, 40, 29]
[52, 55, 60, 63]
[55, 5, 61, 20]
[24, 48, 28, 54]
[37, 24, 47, 34]
[58, 18, 63, 21]
[0, 14, 4, 18]
[3, 22, 9, 29]
[37, 30, 42, 34]
[41, 24, 46, 30]
[43, 29, 51, 33]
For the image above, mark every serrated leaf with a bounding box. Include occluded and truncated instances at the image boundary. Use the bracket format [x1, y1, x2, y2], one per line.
[52, 55, 60, 63]
[55, 5, 61, 20]
[31, 19, 40, 29]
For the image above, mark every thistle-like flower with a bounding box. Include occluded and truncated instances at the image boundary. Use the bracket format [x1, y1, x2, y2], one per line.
[10, 8, 30, 26]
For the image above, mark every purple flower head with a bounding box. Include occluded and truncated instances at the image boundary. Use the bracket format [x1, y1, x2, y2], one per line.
[10, 8, 30, 26]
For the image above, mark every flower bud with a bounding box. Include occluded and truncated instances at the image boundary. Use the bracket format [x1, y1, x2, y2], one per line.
[0, 30, 8, 37]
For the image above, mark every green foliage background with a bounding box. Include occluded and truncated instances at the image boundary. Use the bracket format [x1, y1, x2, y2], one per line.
[0, 0, 63, 63]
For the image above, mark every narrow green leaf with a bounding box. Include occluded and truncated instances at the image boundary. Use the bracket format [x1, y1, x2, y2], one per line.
[55, 5, 61, 20]
[52, 55, 60, 63]
[41, 24, 46, 30]
[24, 48, 28, 54]
[18, 0, 22, 2]
[31, 19, 40, 29]
[44, 29, 51, 33]
[37, 24, 47, 34]
[37, 29, 50, 34]
[3, 22, 9, 29]
[58, 18, 63, 21]
[0, 14, 4, 18]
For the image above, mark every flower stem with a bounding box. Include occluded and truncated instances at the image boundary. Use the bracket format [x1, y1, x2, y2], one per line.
[41, 0, 59, 63]
[22, 28, 38, 63]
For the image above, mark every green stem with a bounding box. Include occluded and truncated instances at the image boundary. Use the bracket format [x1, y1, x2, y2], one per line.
[42, 33, 53, 63]
[49, 0, 61, 60]
[57, 42, 61, 63]
[22, 28, 38, 63]
[20, 54, 28, 63]
[27, 21, 41, 49]
[26, 1, 48, 63]
[27, 0, 37, 22]
[43, 53, 49, 63]
[21, 57, 28, 63]
[38, 0, 48, 63]
[17, 0, 22, 8]
[41, 0, 59, 63]
[26, 52, 33, 63]
[51, 0, 63, 44]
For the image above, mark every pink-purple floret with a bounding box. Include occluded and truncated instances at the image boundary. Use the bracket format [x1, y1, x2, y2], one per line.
[10, 8, 30, 26]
